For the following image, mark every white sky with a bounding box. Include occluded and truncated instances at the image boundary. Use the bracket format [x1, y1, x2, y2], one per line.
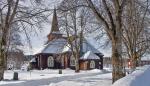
[21, 0, 149, 59]
[20, 0, 112, 57]
[21, 0, 63, 55]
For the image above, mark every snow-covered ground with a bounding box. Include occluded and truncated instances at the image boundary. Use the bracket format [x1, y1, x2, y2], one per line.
[50, 73, 112, 86]
[112, 65, 150, 86]
[1, 66, 150, 86]
[0, 69, 112, 86]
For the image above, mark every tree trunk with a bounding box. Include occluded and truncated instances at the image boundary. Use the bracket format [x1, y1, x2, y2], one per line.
[112, 40, 125, 83]
[130, 58, 136, 72]
[130, 53, 138, 71]
[0, 47, 5, 80]
[75, 59, 80, 72]
[0, 67, 4, 80]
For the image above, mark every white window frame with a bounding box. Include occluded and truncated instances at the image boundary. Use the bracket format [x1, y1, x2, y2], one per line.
[90, 61, 95, 68]
[47, 56, 54, 67]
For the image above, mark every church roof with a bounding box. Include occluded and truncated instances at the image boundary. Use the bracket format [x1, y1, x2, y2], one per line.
[40, 38, 67, 54]
[80, 51, 100, 60]
[82, 39, 101, 53]
[62, 39, 102, 54]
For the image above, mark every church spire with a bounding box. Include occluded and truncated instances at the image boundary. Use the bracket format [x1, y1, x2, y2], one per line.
[46, 8, 62, 43]
[50, 8, 59, 33]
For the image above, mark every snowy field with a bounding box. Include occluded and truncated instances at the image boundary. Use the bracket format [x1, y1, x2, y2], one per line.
[0, 68, 112, 86]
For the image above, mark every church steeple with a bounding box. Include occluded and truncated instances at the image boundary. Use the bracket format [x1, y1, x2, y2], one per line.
[47, 8, 62, 43]
[50, 8, 59, 33]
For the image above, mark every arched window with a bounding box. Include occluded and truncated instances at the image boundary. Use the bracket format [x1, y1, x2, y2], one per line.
[70, 55, 75, 66]
[90, 61, 95, 68]
[47, 56, 54, 67]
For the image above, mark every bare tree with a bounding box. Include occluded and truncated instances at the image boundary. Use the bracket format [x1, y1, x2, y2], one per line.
[58, 0, 90, 72]
[0, 0, 20, 80]
[86, 0, 127, 82]
[0, 0, 50, 80]
[123, 0, 150, 70]
[58, 0, 127, 82]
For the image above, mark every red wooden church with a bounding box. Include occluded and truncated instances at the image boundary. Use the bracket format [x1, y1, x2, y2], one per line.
[31, 9, 103, 70]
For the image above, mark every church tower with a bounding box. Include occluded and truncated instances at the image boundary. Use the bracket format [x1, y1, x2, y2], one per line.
[47, 8, 62, 43]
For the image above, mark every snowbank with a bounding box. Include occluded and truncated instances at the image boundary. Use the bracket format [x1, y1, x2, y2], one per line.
[112, 65, 150, 86]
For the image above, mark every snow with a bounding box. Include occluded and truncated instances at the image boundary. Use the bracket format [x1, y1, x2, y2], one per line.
[62, 44, 71, 53]
[49, 72, 112, 86]
[0, 69, 112, 86]
[80, 51, 100, 60]
[41, 38, 67, 54]
[141, 55, 150, 60]
[51, 31, 62, 34]
[0, 81, 25, 85]
[30, 58, 36, 62]
[62, 39, 103, 54]
[82, 40, 101, 54]
[112, 65, 150, 86]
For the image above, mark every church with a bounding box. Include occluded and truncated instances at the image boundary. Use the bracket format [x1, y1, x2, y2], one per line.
[31, 9, 103, 70]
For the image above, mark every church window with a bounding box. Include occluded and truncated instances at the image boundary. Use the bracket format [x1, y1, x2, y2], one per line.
[47, 56, 54, 67]
[90, 61, 95, 68]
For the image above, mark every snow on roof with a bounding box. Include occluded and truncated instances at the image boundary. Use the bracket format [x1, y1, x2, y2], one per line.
[30, 58, 36, 62]
[80, 51, 100, 60]
[40, 38, 67, 54]
[62, 44, 71, 53]
[141, 55, 150, 60]
[51, 31, 62, 34]
[82, 39, 101, 54]
[62, 39, 102, 54]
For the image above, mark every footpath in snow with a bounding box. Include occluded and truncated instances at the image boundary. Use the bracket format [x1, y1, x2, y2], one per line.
[112, 65, 150, 86]
[0, 69, 112, 86]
